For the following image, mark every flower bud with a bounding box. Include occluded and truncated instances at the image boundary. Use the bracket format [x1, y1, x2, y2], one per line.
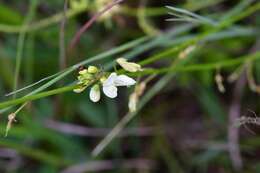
[90, 84, 101, 102]
[100, 76, 107, 83]
[79, 69, 88, 75]
[88, 66, 99, 74]
[116, 58, 142, 72]
[82, 73, 93, 80]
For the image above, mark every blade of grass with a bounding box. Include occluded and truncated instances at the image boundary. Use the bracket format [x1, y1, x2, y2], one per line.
[13, 0, 38, 98]
[166, 6, 218, 26]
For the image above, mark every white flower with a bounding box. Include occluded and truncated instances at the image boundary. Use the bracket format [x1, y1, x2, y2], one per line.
[116, 58, 142, 72]
[102, 73, 136, 98]
[90, 84, 101, 102]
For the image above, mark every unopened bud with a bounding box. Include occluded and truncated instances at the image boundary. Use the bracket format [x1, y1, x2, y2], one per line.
[88, 66, 99, 74]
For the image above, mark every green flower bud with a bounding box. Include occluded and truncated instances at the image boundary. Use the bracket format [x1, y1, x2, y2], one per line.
[82, 73, 93, 80]
[100, 76, 107, 83]
[79, 69, 88, 75]
[82, 80, 90, 85]
[88, 66, 99, 74]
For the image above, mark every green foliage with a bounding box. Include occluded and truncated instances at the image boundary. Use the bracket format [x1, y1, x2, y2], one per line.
[0, 0, 259, 172]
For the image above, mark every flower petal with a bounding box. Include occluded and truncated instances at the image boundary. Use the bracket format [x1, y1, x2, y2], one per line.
[103, 72, 117, 86]
[103, 85, 118, 98]
[89, 85, 101, 102]
[117, 58, 142, 72]
[114, 75, 136, 86]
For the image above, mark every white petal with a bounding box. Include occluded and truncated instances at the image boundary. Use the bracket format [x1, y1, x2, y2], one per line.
[117, 58, 142, 72]
[103, 85, 118, 98]
[89, 85, 101, 102]
[103, 72, 117, 86]
[114, 75, 136, 86]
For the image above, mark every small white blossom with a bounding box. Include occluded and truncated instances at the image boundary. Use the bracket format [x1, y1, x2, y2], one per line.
[116, 58, 142, 72]
[102, 73, 136, 98]
[103, 85, 118, 98]
[90, 84, 101, 102]
[114, 74, 136, 86]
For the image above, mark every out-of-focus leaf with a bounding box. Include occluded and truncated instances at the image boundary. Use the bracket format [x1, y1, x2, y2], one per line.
[195, 83, 227, 124]
[78, 97, 107, 127]
[0, 3, 23, 25]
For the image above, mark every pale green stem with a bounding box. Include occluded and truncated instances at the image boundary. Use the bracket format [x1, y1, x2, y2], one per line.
[13, 0, 38, 98]
[0, 85, 76, 109]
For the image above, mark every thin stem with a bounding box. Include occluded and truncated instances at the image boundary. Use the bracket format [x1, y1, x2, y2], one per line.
[70, 0, 125, 49]
[138, 0, 160, 36]
[13, 0, 38, 98]
[59, 0, 68, 70]
[0, 85, 77, 109]
[138, 52, 260, 75]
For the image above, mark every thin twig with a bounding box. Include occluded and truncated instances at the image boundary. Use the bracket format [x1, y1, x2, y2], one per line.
[59, 0, 68, 70]
[13, 0, 38, 98]
[69, 0, 125, 49]
[228, 69, 245, 171]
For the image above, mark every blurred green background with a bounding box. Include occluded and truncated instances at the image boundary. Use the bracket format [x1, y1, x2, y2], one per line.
[0, 0, 259, 172]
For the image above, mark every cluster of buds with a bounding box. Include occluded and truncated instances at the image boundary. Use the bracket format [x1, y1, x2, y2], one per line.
[73, 65, 102, 94]
[74, 58, 143, 103]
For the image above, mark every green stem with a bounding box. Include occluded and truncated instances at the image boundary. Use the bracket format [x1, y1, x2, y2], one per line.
[139, 52, 260, 75]
[0, 85, 76, 109]
[13, 0, 38, 98]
